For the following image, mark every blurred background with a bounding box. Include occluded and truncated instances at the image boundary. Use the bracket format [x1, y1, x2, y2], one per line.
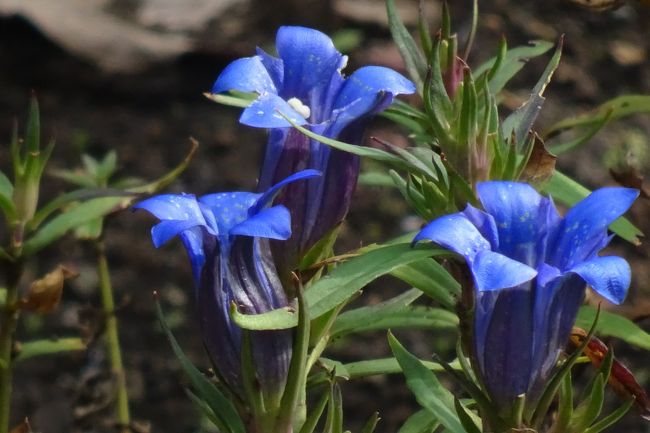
[1, 0, 650, 432]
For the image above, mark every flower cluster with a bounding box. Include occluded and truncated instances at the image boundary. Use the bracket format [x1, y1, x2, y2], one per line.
[136, 170, 319, 399]
[414, 181, 638, 412]
[137, 25, 415, 417]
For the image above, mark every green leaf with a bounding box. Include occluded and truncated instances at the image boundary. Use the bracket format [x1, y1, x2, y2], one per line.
[552, 373, 573, 433]
[28, 188, 134, 232]
[583, 399, 634, 433]
[360, 412, 380, 433]
[544, 95, 650, 136]
[391, 257, 460, 309]
[331, 291, 458, 338]
[283, 118, 412, 171]
[388, 332, 466, 433]
[0, 171, 14, 198]
[155, 300, 245, 433]
[276, 287, 310, 433]
[567, 374, 605, 433]
[576, 306, 650, 351]
[358, 171, 396, 187]
[0, 182, 17, 222]
[386, 0, 426, 91]
[97, 150, 118, 183]
[543, 171, 643, 244]
[322, 383, 344, 433]
[397, 409, 439, 433]
[331, 289, 421, 337]
[454, 398, 481, 433]
[474, 41, 554, 94]
[299, 225, 341, 270]
[204, 91, 257, 108]
[548, 110, 613, 155]
[502, 38, 562, 149]
[14, 337, 85, 362]
[186, 389, 226, 430]
[22, 196, 128, 256]
[308, 357, 451, 389]
[26, 96, 40, 153]
[232, 243, 445, 330]
[298, 391, 329, 433]
[127, 139, 198, 194]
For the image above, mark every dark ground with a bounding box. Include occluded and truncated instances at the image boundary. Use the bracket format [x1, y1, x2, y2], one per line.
[1, 0, 650, 432]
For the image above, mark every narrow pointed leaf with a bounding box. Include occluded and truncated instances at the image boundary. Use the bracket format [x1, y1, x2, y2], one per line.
[474, 41, 554, 94]
[503, 39, 562, 148]
[397, 409, 439, 433]
[14, 337, 85, 362]
[386, 0, 426, 90]
[232, 244, 445, 330]
[156, 300, 245, 433]
[389, 333, 466, 433]
[583, 399, 634, 433]
[22, 197, 128, 256]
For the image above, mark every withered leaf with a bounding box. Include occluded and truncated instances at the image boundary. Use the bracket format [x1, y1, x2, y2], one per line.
[610, 167, 650, 199]
[20, 265, 77, 314]
[521, 133, 556, 184]
[571, 327, 650, 420]
[10, 418, 32, 433]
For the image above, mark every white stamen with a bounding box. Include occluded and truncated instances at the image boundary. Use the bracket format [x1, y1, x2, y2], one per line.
[287, 97, 311, 119]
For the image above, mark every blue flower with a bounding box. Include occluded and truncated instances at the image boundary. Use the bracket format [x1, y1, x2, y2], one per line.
[134, 169, 320, 401]
[212, 26, 416, 275]
[413, 181, 638, 412]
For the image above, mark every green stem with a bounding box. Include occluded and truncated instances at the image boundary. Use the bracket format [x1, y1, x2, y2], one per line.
[0, 259, 22, 433]
[96, 240, 130, 432]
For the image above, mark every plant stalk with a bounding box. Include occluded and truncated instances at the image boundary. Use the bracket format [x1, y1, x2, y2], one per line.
[0, 258, 22, 433]
[96, 240, 130, 432]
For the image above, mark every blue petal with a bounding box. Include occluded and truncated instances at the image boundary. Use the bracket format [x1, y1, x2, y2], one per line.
[329, 66, 415, 133]
[230, 206, 292, 240]
[212, 56, 277, 95]
[275, 26, 343, 100]
[569, 256, 631, 304]
[178, 227, 208, 282]
[135, 193, 203, 222]
[256, 48, 284, 91]
[240, 93, 309, 128]
[471, 250, 537, 292]
[413, 213, 490, 262]
[551, 187, 638, 269]
[199, 192, 260, 235]
[252, 169, 321, 213]
[151, 219, 203, 248]
[476, 181, 547, 265]
[462, 204, 499, 250]
[478, 286, 534, 407]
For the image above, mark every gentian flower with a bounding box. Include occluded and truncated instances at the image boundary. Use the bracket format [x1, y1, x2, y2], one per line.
[212, 26, 416, 275]
[135, 169, 320, 402]
[413, 181, 638, 413]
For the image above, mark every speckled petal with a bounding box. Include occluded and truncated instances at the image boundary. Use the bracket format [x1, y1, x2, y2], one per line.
[476, 181, 547, 265]
[569, 256, 631, 304]
[240, 93, 309, 128]
[551, 187, 638, 269]
[230, 206, 292, 240]
[275, 26, 343, 100]
[331, 66, 415, 131]
[471, 249, 537, 292]
[413, 213, 490, 262]
[212, 56, 277, 95]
